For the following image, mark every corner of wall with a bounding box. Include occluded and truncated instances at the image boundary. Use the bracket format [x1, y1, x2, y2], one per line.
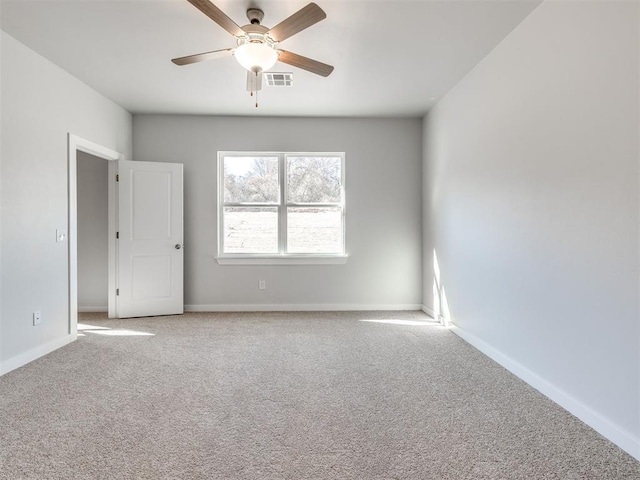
[0, 334, 76, 377]
[449, 322, 640, 462]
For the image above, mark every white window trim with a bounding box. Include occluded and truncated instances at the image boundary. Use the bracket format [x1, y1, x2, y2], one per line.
[216, 255, 348, 266]
[216, 151, 347, 265]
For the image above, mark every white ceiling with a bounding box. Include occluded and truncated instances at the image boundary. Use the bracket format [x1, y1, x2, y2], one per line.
[1, 0, 541, 117]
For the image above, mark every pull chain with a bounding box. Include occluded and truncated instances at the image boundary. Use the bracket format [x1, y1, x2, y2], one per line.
[255, 71, 259, 108]
[248, 70, 260, 107]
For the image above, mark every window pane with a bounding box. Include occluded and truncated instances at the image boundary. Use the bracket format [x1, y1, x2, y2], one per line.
[224, 156, 279, 203]
[287, 207, 343, 254]
[223, 207, 278, 254]
[287, 156, 342, 203]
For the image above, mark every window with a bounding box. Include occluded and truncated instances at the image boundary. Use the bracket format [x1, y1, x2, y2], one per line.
[217, 152, 346, 264]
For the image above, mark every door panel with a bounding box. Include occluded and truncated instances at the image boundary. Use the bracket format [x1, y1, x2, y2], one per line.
[117, 160, 183, 318]
[131, 255, 172, 300]
[132, 170, 172, 239]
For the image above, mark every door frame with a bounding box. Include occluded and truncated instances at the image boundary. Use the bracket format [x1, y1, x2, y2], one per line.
[68, 133, 124, 334]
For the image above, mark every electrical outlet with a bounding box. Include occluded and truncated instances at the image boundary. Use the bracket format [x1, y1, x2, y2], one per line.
[259, 280, 266, 290]
[33, 311, 41, 326]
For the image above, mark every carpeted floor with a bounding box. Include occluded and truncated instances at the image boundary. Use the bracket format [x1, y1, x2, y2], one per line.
[0, 311, 638, 479]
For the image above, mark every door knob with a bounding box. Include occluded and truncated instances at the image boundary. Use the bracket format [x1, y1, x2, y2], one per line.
[175, 244, 183, 250]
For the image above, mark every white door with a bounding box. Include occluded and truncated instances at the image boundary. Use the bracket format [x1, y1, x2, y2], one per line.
[117, 160, 184, 318]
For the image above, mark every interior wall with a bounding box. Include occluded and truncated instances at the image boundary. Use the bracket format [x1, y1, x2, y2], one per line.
[77, 152, 108, 311]
[0, 31, 132, 371]
[133, 115, 423, 310]
[0, 27, 4, 368]
[423, 0, 639, 457]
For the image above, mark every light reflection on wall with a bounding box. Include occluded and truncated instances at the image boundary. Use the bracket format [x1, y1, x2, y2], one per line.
[433, 250, 451, 327]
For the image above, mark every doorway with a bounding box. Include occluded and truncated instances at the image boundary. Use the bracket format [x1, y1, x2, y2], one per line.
[68, 134, 123, 336]
[77, 152, 109, 313]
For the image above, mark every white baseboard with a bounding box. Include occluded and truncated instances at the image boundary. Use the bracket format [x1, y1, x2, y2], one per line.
[421, 305, 436, 318]
[0, 334, 76, 377]
[78, 306, 107, 313]
[185, 303, 423, 312]
[449, 323, 640, 462]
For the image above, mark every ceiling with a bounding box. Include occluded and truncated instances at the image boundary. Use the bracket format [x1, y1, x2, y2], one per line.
[0, 0, 541, 117]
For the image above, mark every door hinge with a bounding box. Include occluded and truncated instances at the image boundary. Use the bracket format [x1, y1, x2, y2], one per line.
[116, 231, 119, 239]
[116, 174, 119, 182]
[116, 288, 119, 296]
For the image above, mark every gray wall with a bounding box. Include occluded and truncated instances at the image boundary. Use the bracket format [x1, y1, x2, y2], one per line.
[423, 0, 639, 456]
[133, 115, 423, 310]
[0, 31, 132, 370]
[77, 152, 108, 311]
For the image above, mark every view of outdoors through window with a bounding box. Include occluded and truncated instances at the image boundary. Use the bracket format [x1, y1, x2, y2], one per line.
[221, 153, 344, 255]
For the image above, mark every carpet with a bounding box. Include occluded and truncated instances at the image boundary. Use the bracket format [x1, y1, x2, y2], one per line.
[0, 311, 638, 479]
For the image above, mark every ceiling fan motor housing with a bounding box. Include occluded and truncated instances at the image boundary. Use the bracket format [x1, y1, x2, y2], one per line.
[246, 8, 264, 25]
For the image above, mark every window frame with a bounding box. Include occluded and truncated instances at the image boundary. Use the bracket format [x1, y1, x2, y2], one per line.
[216, 151, 347, 265]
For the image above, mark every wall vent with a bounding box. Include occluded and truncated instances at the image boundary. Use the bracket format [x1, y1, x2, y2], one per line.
[264, 72, 294, 87]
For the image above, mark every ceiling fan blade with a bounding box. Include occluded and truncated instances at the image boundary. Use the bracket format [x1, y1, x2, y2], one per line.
[186, 0, 244, 37]
[267, 3, 326, 42]
[278, 50, 334, 77]
[171, 48, 234, 66]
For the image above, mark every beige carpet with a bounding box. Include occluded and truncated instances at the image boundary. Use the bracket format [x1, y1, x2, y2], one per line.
[0, 311, 638, 479]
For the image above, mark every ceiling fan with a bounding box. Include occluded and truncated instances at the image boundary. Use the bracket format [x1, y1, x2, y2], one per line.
[172, 0, 334, 99]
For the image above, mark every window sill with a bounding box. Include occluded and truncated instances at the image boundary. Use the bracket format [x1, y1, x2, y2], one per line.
[216, 255, 348, 266]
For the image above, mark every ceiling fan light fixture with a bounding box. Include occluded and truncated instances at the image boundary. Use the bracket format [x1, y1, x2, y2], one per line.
[234, 41, 278, 73]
